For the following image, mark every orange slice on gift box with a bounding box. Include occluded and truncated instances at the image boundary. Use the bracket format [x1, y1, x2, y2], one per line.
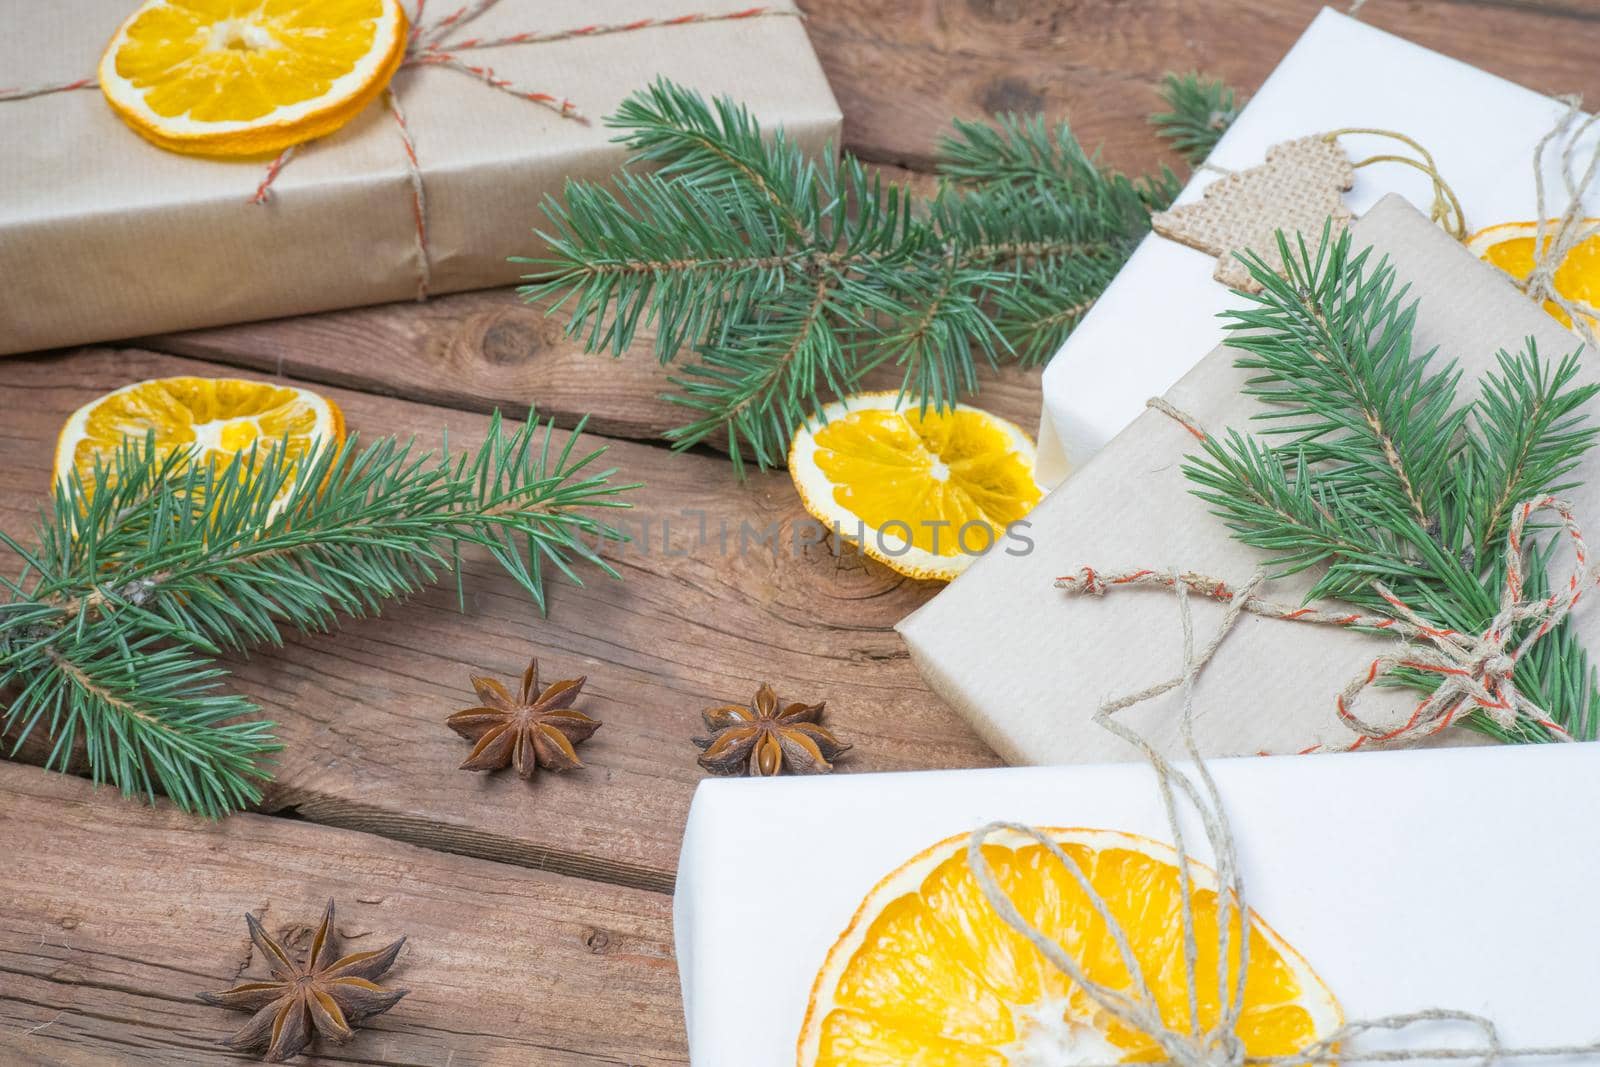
[1467, 220, 1600, 334]
[54, 377, 344, 514]
[798, 827, 1342, 1066]
[788, 393, 1043, 583]
[98, 0, 409, 157]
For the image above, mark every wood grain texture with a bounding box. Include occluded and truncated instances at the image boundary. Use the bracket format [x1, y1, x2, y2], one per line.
[8, 5, 1598, 1063]
[797, 0, 1600, 176]
[137, 158, 1016, 447]
[0, 348, 1003, 896]
[0, 760, 683, 1066]
[143, 286, 1046, 448]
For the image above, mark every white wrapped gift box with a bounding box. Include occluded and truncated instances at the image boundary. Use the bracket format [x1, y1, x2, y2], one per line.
[1036, 7, 1600, 483]
[674, 743, 1600, 1064]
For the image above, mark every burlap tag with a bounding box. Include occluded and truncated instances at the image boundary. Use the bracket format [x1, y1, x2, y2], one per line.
[1152, 135, 1355, 290]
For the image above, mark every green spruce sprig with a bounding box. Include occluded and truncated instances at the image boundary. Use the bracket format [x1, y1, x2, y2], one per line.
[1151, 72, 1241, 165]
[518, 79, 1193, 474]
[0, 412, 636, 815]
[1185, 228, 1600, 743]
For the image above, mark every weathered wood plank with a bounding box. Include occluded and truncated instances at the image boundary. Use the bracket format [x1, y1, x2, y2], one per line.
[0, 348, 1002, 895]
[143, 288, 1048, 449]
[797, 0, 1600, 176]
[137, 155, 1032, 445]
[0, 760, 683, 1065]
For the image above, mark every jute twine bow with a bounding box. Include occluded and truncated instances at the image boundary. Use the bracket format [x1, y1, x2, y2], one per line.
[1054, 400, 1597, 753]
[0, 1, 798, 300]
[1525, 97, 1600, 351]
[968, 573, 1600, 1066]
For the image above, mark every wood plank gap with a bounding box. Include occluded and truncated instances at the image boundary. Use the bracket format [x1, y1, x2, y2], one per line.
[1423, 0, 1600, 24]
[0, 761, 687, 1064]
[274, 792, 678, 895]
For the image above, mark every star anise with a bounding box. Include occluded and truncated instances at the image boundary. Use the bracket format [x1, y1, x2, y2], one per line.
[199, 900, 407, 1063]
[447, 658, 600, 777]
[693, 682, 851, 776]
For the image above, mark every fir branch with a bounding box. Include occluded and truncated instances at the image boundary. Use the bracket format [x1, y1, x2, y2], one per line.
[1186, 227, 1600, 743]
[0, 413, 636, 815]
[1184, 429, 1432, 593]
[938, 113, 1181, 213]
[519, 78, 1187, 473]
[1226, 232, 1468, 537]
[1466, 345, 1600, 558]
[1151, 72, 1240, 165]
[608, 80, 822, 243]
[667, 273, 854, 469]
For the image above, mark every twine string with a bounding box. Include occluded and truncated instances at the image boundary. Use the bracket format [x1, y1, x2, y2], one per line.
[0, 2, 800, 299]
[0, 76, 96, 102]
[1526, 97, 1600, 350]
[248, 144, 297, 205]
[382, 87, 431, 301]
[414, 6, 784, 53]
[1324, 128, 1466, 241]
[1054, 400, 1596, 751]
[968, 567, 1600, 1066]
[969, 576, 1265, 1067]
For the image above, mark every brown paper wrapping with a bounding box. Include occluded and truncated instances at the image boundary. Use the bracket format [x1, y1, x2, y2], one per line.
[0, 1, 840, 356]
[899, 195, 1588, 765]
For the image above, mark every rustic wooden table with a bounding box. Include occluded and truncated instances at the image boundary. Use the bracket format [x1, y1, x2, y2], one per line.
[3, 2, 1596, 1063]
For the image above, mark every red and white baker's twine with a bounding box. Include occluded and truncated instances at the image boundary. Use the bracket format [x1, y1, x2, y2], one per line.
[1, 1, 798, 300]
[1057, 406, 1600, 753]
[0, 76, 97, 102]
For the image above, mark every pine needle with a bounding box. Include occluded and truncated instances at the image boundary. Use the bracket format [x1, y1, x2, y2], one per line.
[1151, 72, 1241, 165]
[518, 79, 1186, 474]
[1186, 225, 1600, 742]
[0, 413, 637, 815]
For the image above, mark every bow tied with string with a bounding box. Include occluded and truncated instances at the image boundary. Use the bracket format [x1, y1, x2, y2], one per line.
[1336, 495, 1594, 743]
[971, 564, 1600, 1067]
[1059, 496, 1599, 751]
[1524, 99, 1600, 350]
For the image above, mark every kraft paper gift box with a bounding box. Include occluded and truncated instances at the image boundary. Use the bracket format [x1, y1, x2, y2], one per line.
[674, 743, 1600, 1064]
[0, 1, 839, 356]
[1034, 7, 1600, 484]
[899, 194, 1596, 766]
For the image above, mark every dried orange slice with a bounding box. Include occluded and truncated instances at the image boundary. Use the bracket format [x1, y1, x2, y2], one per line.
[98, 0, 409, 157]
[788, 393, 1043, 582]
[54, 377, 344, 508]
[1467, 220, 1600, 333]
[798, 827, 1341, 1066]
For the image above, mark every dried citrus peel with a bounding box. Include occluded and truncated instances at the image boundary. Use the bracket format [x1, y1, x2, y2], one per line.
[1467, 219, 1600, 333]
[97, 0, 409, 157]
[788, 393, 1043, 582]
[797, 827, 1342, 1066]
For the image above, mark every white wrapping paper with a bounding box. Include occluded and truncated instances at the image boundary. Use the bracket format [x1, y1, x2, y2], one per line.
[675, 743, 1600, 1063]
[1036, 8, 1600, 484]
